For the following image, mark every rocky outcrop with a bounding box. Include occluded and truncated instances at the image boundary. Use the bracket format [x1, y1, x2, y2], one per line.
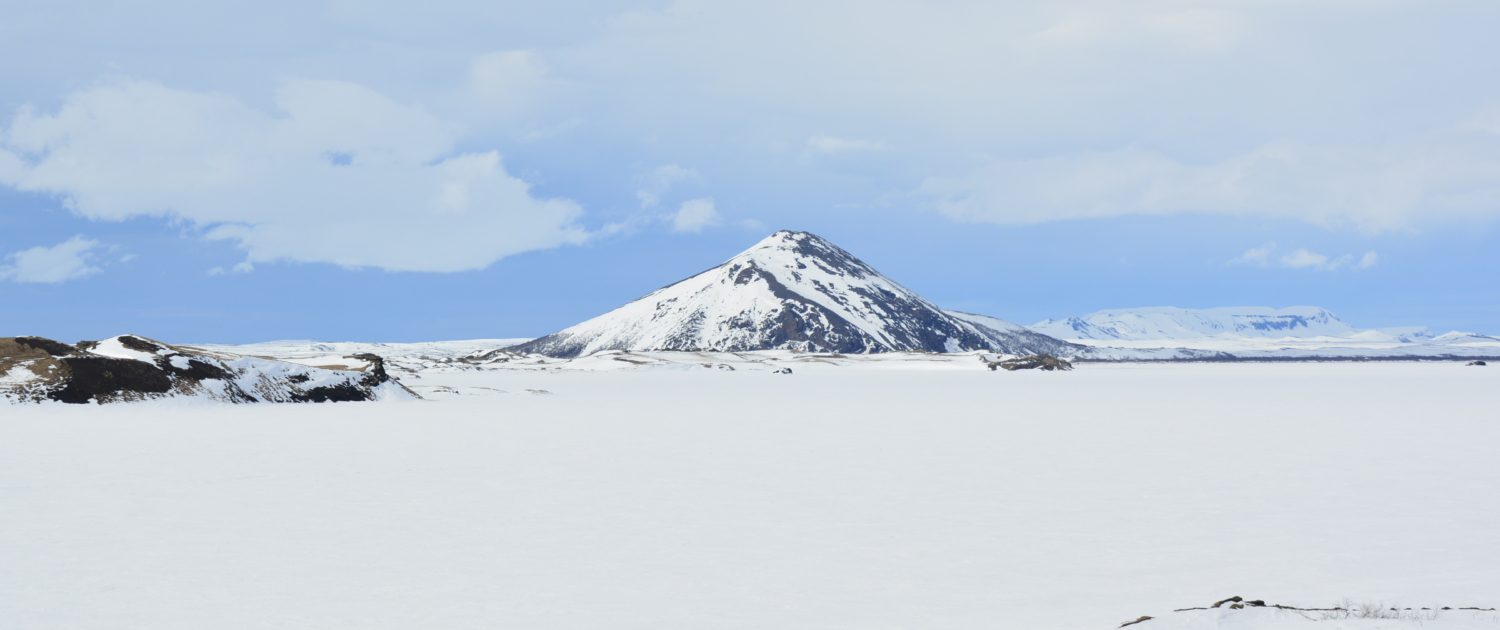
[987, 354, 1074, 371]
[2, 335, 417, 404]
[1115, 596, 1499, 627]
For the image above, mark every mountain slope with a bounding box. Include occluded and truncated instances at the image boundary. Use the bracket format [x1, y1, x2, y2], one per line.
[944, 310, 1079, 357]
[510, 230, 1075, 357]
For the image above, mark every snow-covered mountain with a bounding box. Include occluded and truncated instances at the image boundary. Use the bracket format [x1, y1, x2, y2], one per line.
[1, 334, 417, 404]
[1032, 306, 1358, 341]
[1031, 306, 1500, 358]
[510, 230, 1077, 357]
[944, 309, 1085, 356]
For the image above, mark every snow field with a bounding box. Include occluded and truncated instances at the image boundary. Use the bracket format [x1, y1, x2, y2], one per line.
[2, 362, 1497, 629]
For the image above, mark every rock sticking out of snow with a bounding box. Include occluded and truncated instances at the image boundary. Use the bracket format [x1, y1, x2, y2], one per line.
[988, 354, 1074, 371]
[1, 334, 417, 404]
[1121, 596, 1499, 628]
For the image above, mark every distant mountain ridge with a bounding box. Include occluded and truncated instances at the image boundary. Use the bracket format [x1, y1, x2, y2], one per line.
[1031, 306, 1360, 341]
[509, 230, 1076, 357]
[1030, 305, 1500, 359]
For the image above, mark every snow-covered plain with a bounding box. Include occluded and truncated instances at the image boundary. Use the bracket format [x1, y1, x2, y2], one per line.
[3, 361, 1497, 629]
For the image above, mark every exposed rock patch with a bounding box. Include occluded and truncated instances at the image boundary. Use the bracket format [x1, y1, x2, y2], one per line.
[987, 354, 1074, 371]
[1118, 596, 1499, 626]
[49, 356, 175, 404]
[2, 335, 417, 404]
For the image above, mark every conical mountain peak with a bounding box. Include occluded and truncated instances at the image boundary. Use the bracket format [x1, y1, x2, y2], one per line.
[730, 230, 877, 280]
[508, 231, 1072, 357]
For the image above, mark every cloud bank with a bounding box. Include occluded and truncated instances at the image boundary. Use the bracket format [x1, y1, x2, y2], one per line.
[921, 139, 1500, 232]
[3, 0, 1500, 270]
[0, 80, 586, 272]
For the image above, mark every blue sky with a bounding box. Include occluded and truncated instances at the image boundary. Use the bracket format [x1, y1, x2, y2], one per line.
[2, 0, 1499, 342]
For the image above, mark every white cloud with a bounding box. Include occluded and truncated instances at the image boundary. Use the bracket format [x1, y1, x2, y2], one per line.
[468, 50, 555, 119]
[0, 79, 586, 272]
[0, 236, 103, 283]
[1028, 5, 1248, 53]
[672, 198, 720, 233]
[1468, 107, 1500, 135]
[0, 147, 21, 183]
[806, 135, 885, 155]
[1278, 248, 1338, 270]
[922, 138, 1500, 232]
[635, 164, 699, 208]
[1235, 244, 1275, 267]
[1232, 243, 1378, 271]
[5, 0, 1497, 243]
[735, 218, 767, 232]
[563, 0, 1500, 231]
[206, 261, 255, 276]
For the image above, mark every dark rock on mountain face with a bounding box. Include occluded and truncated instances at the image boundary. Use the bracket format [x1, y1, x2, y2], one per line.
[48, 355, 176, 404]
[2, 334, 415, 404]
[14, 336, 77, 356]
[509, 230, 1080, 357]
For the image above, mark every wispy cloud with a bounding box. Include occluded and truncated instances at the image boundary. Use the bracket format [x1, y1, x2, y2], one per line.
[635, 164, 700, 209]
[1233, 243, 1378, 271]
[672, 198, 721, 234]
[922, 137, 1500, 233]
[207, 261, 255, 276]
[0, 236, 104, 283]
[806, 135, 885, 155]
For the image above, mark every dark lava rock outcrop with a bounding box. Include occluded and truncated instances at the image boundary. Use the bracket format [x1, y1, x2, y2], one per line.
[987, 354, 1074, 371]
[2, 334, 416, 404]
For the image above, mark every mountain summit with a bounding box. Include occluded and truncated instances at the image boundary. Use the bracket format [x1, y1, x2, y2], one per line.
[509, 230, 1072, 357]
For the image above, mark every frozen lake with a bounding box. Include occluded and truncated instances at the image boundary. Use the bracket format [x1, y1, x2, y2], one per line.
[3, 362, 1497, 629]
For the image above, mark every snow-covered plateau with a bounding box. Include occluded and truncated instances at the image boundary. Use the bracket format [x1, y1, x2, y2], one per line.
[1034, 306, 1500, 359]
[3, 361, 1497, 629]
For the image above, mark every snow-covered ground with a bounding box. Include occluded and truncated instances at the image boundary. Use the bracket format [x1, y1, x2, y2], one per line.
[3, 361, 1497, 629]
[1141, 606, 1500, 629]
